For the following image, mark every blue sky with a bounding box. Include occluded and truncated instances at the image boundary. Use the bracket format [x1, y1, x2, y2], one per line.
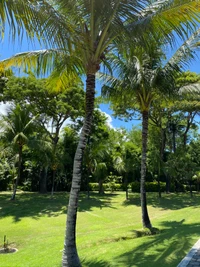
[0, 31, 200, 130]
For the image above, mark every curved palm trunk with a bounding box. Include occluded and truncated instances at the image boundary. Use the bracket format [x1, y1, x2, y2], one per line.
[11, 146, 22, 200]
[140, 110, 152, 229]
[62, 73, 95, 267]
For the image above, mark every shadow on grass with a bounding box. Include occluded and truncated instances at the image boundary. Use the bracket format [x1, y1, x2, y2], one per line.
[78, 192, 118, 212]
[81, 259, 110, 267]
[123, 192, 200, 210]
[0, 191, 118, 222]
[114, 220, 200, 267]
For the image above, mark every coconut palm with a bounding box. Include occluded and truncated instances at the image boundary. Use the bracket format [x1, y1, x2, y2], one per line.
[101, 28, 200, 228]
[2, 1, 200, 265]
[0, 104, 38, 200]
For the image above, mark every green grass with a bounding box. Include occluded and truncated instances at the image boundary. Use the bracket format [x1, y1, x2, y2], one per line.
[0, 191, 200, 267]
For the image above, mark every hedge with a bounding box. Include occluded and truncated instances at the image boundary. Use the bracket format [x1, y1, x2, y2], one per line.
[89, 182, 122, 192]
[131, 181, 172, 193]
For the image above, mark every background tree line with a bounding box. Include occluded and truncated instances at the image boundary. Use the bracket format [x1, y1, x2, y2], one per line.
[1, 71, 200, 198]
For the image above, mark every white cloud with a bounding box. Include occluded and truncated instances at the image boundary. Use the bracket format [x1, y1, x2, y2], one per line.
[0, 103, 11, 115]
[96, 108, 115, 129]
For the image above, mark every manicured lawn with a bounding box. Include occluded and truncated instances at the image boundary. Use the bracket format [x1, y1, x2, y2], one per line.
[0, 191, 200, 267]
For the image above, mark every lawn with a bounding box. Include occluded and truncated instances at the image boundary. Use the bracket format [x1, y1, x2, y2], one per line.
[0, 191, 200, 267]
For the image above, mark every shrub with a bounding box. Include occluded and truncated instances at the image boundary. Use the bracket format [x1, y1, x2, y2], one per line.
[185, 184, 196, 192]
[131, 181, 169, 193]
[88, 182, 122, 192]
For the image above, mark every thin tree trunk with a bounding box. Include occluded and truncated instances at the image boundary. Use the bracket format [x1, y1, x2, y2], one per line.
[124, 174, 128, 200]
[182, 112, 196, 146]
[172, 130, 176, 153]
[140, 110, 152, 229]
[158, 177, 161, 198]
[39, 166, 48, 194]
[51, 169, 56, 197]
[62, 73, 95, 267]
[98, 179, 104, 195]
[165, 171, 171, 193]
[11, 146, 22, 200]
[189, 180, 193, 198]
[86, 173, 90, 199]
[158, 128, 166, 199]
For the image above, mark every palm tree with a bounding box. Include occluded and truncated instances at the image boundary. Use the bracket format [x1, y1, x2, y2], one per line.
[102, 28, 200, 228]
[0, 104, 37, 200]
[2, 1, 200, 265]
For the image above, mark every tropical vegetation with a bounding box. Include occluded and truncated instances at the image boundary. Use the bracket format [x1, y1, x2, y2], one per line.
[1, 1, 200, 267]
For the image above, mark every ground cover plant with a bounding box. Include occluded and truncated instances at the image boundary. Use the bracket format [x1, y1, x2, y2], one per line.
[0, 191, 200, 267]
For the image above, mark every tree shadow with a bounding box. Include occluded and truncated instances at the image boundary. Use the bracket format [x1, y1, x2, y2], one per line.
[114, 220, 200, 267]
[0, 192, 118, 222]
[123, 192, 200, 210]
[78, 192, 118, 212]
[81, 259, 110, 267]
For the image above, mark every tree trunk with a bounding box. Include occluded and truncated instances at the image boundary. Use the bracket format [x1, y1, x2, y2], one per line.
[140, 110, 152, 229]
[124, 174, 128, 200]
[11, 146, 22, 200]
[39, 166, 48, 194]
[51, 169, 56, 197]
[164, 171, 171, 193]
[86, 174, 90, 199]
[189, 180, 193, 198]
[158, 177, 161, 198]
[62, 73, 95, 267]
[183, 112, 196, 147]
[98, 179, 104, 195]
[172, 130, 176, 153]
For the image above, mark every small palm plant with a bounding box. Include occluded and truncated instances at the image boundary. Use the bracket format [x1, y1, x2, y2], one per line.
[0, 104, 38, 200]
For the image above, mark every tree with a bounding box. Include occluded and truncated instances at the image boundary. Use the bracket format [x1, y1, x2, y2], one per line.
[83, 109, 111, 195]
[2, 74, 85, 194]
[112, 128, 141, 200]
[0, 104, 38, 200]
[101, 27, 200, 228]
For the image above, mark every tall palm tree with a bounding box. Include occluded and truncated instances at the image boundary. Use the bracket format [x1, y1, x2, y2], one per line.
[0, 104, 37, 200]
[102, 28, 200, 228]
[2, 1, 200, 265]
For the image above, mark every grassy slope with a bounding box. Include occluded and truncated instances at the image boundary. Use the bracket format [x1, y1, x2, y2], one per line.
[0, 191, 200, 267]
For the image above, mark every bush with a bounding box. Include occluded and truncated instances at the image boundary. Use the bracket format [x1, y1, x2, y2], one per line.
[88, 182, 122, 192]
[131, 181, 168, 193]
[185, 184, 196, 192]
[88, 183, 99, 191]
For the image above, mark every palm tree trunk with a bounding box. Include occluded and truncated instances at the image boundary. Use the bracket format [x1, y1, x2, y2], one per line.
[11, 146, 22, 200]
[140, 110, 152, 229]
[62, 73, 95, 267]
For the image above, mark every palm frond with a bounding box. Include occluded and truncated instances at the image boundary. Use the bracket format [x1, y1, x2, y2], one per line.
[131, 0, 200, 43]
[0, 49, 84, 79]
[179, 82, 200, 94]
[165, 28, 200, 71]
